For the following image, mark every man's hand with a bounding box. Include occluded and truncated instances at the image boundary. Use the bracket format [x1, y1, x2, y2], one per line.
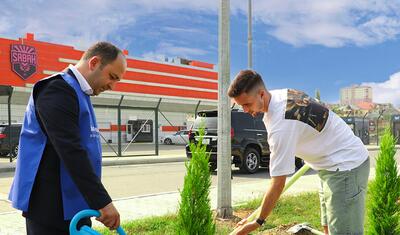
[231, 218, 260, 235]
[96, 202, 120, 230]
[230, 175, 287, 235]
[235, 218, 248, 229]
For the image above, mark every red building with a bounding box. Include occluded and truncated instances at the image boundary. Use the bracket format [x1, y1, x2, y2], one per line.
[0, 33, 218, 143]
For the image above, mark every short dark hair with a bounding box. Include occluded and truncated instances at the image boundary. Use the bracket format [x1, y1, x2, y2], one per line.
[82, 41, 123, 68]
[228, 70, 265, 97]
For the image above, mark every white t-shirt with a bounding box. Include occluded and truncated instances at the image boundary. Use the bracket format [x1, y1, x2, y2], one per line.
[264, 89, 369, 177]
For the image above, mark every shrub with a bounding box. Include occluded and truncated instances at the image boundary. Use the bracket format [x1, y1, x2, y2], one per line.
[175, 127, 215, 235]
[367, 128, 400, 234]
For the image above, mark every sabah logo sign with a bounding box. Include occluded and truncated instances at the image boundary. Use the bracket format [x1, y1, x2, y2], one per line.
[10, 44, 37, 80]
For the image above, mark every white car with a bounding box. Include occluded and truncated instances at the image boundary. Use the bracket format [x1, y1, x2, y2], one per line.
[162, 130, 189, 145]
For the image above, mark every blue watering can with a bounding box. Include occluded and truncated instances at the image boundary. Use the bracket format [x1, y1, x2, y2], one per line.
[69, 209, 126, 235]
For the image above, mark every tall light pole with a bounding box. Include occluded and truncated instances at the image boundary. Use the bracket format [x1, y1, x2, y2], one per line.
[248, 0, 252, 68]
[217, 0, 232, 218]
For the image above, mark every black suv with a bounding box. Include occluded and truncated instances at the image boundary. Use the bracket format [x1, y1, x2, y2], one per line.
[186, 110, 304, 174]
[186, 109, 270, 174]
[0, 123, 22, 158]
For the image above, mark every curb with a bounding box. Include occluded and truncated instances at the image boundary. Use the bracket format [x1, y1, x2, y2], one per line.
[102, 157, 186, 167]
[0, 166, 14, 174]
[0, 146, 396, 174]
[0, 156, 187, 174]
[366, 146, 380, 151]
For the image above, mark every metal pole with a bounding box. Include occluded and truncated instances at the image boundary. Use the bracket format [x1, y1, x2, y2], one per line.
[248, 0, 252, 68]
[99, 133, 118, 156]
[362, 112, 368, 145]
[194, 100, 201, 118]
[155, 98, 162, 155]
[159, 111, 187, 144]
[217, 0, 232, 218]
[117, 95, 124, 157]
[376, 118, 379, 146]
[122, 112, 154, 153]
[8, 88, 12, 162]
[376, 109, 385, 145]
[346, 108, 352, 117]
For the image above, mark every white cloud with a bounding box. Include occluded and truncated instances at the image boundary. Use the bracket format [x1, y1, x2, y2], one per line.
[0, 0, 140, 49]
[130, 0, 217, 12]
[358, 16, 400, 44]
[141, 42, 208, 62]
[161, 27, 204, 34]
[0, 17, 12, 33]
[1, 0, 400, 51]
[362, 72, 400, 107]
[0, 0, 219, 51]
[237, 0, 400, 47]
[158, 42, 208, 56]
[141, 52, 168, 62]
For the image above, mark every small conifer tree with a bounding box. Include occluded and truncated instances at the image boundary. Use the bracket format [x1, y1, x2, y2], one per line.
[175, 126, 215, 235]
[367, 128, 400, 234]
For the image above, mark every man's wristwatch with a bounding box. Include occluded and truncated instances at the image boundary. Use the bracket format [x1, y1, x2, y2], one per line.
[256, 218, 265, 226]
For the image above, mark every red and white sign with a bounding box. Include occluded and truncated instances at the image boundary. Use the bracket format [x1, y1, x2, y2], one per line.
[10, 44, 37, 80]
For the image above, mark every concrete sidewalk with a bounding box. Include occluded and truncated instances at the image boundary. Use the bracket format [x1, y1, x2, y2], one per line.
[0, 147, 398, 234]
[0, 167, 380, 235]
[0, 145, 391, 174]
[0, 149, 187, 173]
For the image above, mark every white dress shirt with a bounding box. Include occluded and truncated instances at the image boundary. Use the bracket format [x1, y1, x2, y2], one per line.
[68, 64, 93, 95]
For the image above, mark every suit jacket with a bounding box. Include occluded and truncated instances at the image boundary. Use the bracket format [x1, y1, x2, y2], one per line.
[23, 71, 111, 230]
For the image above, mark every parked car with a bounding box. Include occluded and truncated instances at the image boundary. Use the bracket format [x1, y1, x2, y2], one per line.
[0, 123, 22, 158]
[186, 110, 304, 174]
[162, 130, 190, 145]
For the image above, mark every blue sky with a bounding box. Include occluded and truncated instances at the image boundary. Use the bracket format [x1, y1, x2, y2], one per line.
[1, 0, 400, 106]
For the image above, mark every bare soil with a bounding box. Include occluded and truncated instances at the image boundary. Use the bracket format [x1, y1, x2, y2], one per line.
[216, 210, 314, 235]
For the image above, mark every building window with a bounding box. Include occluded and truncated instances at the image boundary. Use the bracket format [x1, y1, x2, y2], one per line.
[142, 124, 151, 133]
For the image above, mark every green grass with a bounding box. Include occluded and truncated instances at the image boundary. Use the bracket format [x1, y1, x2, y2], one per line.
[98, 214, 231, 234]
[99, 214, 176, 235]
[97, 192, 322, 234]
[235, 192, 322, 231]
[96, 188, 377, 234]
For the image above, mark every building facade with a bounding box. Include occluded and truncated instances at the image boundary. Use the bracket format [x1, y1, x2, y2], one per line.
[0, 33, 218, 143]
[340, 85, 373, 105]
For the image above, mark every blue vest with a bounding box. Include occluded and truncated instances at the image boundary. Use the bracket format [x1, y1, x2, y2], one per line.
[9, 71, 102, 220]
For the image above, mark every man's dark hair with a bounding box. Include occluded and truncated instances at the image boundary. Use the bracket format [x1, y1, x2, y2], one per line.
[82, 41, 123, 68]
[228, 70, 265, 98]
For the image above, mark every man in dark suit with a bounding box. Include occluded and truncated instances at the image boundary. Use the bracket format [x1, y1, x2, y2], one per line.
[9, 41, 127, 235]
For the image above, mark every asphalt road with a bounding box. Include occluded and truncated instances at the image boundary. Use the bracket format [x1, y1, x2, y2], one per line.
[0, 149, 398, 213]
[81, 148, 400, 199]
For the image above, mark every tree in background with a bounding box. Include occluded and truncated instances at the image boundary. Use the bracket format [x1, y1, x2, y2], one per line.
[315, 89, 321, 101]
[367, 128, 400, 234]
[175, 126, 215, 235]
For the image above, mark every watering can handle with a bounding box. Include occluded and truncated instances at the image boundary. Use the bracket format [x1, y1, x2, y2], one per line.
[69, 209, 126, 235]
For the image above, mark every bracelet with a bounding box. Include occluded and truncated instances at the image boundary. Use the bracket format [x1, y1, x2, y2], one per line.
[256, 218, 265, 226]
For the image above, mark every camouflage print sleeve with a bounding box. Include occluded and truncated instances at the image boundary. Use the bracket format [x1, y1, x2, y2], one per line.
[285, 89, 329, 132]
